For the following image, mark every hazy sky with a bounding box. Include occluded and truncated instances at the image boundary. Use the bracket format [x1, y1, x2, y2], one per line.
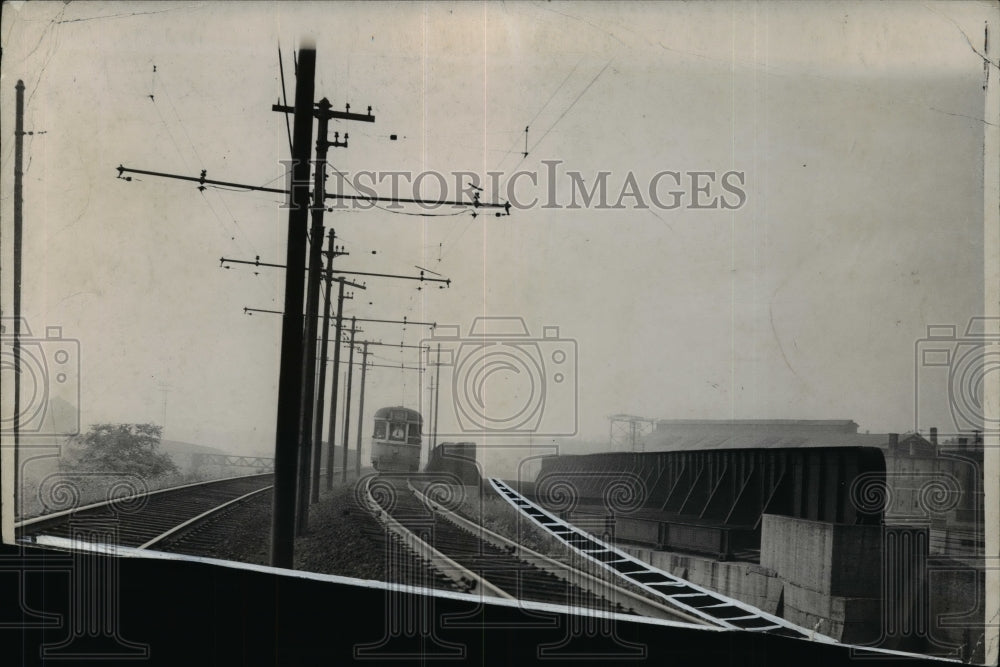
[1, 1, 994, 461]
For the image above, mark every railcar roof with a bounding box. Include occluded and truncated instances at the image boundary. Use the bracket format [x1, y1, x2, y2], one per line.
[372, 406, 423, 420]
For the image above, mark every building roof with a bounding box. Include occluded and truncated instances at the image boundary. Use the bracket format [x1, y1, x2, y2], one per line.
[653, 419, 860, 432]
[642, 431, 884, 451]
[641, 421, 928, 452]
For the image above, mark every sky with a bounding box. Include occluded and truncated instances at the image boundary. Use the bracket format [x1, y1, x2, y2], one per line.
[0, 1, 995, 471]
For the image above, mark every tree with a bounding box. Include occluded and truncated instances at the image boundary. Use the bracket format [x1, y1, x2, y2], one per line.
[63, 423, 178, 478]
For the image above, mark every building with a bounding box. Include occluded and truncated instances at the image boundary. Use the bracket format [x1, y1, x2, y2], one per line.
[530, 419, 984, 661]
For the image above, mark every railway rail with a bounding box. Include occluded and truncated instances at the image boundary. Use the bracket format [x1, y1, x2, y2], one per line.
[16, 473, 274, 550]
[15, 470, 822, 640]
[361, 475, 703, 623]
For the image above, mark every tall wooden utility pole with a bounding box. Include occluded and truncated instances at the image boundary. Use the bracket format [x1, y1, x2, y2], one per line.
[433, 343, 442, 452]
[354, 342, 370, 478]
[268, 73, 373, 542]
[427, 374, 435, 468]
[11, 80, 25, 518]
[294, 100, 332, 536]
[326, 280, 347, 490]
[270, 47, 315, 569]
[310, 230, 344, 503]
[341, 317, 358, 483]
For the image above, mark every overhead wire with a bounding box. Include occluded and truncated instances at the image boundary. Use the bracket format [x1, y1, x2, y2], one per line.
[508, 60, 611, 176]
[150, 64, 258, 256]
[435, 60, 610, 267]
[492, 56, 584, 176]
[324, 163, 472, 218]
[433, 56, 586, 262]
[277, 46, 294, 157]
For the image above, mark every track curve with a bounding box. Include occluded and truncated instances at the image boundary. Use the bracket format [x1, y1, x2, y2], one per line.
[17, 474, 274, 549]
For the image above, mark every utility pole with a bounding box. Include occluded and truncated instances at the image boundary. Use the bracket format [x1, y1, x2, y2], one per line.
[158, 383, 171, 435]
[270, 46, 315, 570]
[274, 96, 370, 534]
[317, 274, 362, 491]
[107, 45, 514, 565]
[310, 230, 347, 503]
[236, 269, 436, 494]
[354, 342, 370, 478]
[295, 99, 334, 536]
[340, 369, 349, 472]
[433, 343, 442, 451]
[341, 317, 358, 483]
[12, 80, 24, 518]
[309, 230, 336, 506]
[427, 374, 435, 468]
[326, 280, 348, 490]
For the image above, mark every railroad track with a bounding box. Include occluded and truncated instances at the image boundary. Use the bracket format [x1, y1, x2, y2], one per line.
[16, 474, 274, 551]
[361, 475, 702, 623]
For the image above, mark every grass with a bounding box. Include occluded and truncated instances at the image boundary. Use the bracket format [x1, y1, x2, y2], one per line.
[452, 485, 570, 559]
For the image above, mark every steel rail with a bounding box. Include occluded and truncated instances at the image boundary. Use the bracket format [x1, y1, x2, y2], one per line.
[409, 481, 710, 626]
[15, 472, 274, 529]
[361, 476, 513, 600]
[137, 485, 274, 550]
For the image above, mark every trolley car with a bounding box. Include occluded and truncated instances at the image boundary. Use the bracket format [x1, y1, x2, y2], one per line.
[371, 406, 423, 472]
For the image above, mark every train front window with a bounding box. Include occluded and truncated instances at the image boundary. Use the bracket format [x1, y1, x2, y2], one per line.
[389, 422, 407, 441]
[407, 423, 421, 442]
[373, 420, 387, 439]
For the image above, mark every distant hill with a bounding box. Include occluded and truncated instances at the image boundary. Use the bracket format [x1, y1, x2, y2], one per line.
[159, 439, 229, 472]
[161, 439, 358, 474]
[159, 439, 228, 457]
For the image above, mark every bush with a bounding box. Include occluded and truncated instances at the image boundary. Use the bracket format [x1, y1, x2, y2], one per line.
[61, 423, 178, 478]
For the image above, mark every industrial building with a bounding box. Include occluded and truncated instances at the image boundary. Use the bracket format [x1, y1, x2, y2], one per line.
[531, 419, 985, 661]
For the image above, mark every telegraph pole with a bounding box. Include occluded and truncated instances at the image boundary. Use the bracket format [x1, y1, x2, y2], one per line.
[315, 273, 362, 492]
[427, 374, 435, 468]
[354, 342, 370, 478]
[326, 280, 348, 489]
[272, 95, 370, 530]
[433, 343, 442, 451]
[295, 99, 334, 535]
[270, 46, 315, 569]
[310, 230, 346, 503]
[309, 231, 336, 505]
[106, 44, 514, 566]
[12, 80, 24, 518]
[341, 317, 358, 483]
[243, 273, 364, 498]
